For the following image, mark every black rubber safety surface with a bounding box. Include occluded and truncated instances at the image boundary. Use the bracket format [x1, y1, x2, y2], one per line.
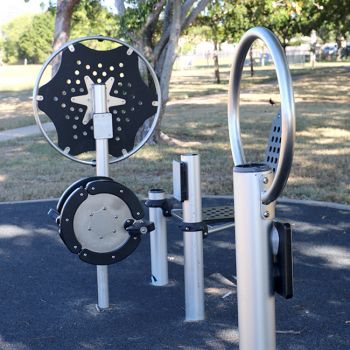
[0, 197, 349, 350]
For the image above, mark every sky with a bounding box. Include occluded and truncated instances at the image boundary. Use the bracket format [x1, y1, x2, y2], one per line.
[0, 0, 117, 27]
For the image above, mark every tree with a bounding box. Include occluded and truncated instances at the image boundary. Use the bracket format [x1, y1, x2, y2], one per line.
[18, 13, 55, 63]
[194, 1, 228, 84]
[115, 0, 211, 142]
[52, 0, 81, 73]
[1, 15, 34, 63]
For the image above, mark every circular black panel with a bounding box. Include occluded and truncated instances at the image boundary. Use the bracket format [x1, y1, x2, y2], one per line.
[38, 43, 158, 158]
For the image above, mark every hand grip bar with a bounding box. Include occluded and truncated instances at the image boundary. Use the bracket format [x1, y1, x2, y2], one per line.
[228, 27, 296, 204]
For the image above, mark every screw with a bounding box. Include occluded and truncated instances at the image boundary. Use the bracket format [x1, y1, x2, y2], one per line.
[113, 229, 116, 233]
[88, 227, 91, 231]
[99, 235, 103, 239]
[102, 207, 106, 210]
[263, 177, 269, 184]
[263, 211, 270, 218]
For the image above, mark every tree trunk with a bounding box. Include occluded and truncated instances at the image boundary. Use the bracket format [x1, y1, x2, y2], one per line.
[213, 40, 221, 84]
[151, 0, 182, 143]
[52, 0, 81, 75]
[249, 46, 254, 77]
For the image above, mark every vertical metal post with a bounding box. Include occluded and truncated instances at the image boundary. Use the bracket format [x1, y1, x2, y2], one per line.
[148, 189, 168, 286]
[93, 84, 109, 309]
[233, 164, 276, 350]
[181, 153, 205, 321]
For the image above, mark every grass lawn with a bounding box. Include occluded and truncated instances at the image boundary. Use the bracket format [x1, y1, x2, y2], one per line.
[0, 61, 349, 204]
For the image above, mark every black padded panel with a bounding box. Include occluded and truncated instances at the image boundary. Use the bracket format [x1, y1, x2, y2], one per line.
[265, 110, 282, 172]
[38, 42, 158, 158]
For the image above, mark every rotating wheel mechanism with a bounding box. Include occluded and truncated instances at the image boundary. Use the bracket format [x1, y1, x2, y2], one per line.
[33, 36, 161, 164]
[53, 177, 154, 265]
[35, 36, 160, 265]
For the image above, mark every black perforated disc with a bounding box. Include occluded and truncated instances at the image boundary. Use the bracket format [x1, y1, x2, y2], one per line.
[34, 37, 160, 162]
[265, 110, 282, 172]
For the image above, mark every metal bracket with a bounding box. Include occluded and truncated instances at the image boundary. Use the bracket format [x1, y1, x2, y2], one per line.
[93, 113, 113, 139]
[144, 198, 173, 217]
[179, 221, 209, 239]
[260, 172, 276, 220]
[124, 219, 155, 238]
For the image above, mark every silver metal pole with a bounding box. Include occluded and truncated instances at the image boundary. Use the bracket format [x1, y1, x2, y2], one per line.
[233, 164, 276, 350]
[93, 84, 110, 310]
[148, 189, 168, 286]
[181, 154, 205, 321]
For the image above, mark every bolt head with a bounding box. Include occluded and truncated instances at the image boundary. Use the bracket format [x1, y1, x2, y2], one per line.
[263, 211, 270, 218]
[140, 227, 147, 234]
[263, 177, 269, 184]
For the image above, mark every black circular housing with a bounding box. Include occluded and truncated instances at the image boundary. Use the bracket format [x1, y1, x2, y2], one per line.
[59, 177, 144, 265]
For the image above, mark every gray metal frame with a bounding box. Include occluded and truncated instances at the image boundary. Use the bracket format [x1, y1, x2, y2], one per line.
[228, 27, 295, 204]
[228, 27, 296, 350]
[181, 154, 205, 321]
[33, 35, 161, 166]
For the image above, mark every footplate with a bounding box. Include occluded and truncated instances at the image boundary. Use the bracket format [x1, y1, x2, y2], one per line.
[172, 206, 234, 224]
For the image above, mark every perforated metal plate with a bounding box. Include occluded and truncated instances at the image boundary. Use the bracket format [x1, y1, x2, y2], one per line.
[172, 206, 234, 224]
[265, 110, 282, 172]
[35, 38, 160, 162]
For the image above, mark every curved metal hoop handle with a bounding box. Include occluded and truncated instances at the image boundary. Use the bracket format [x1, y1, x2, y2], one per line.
[33, 35, 161, 166]
[228, 27, 296, 204]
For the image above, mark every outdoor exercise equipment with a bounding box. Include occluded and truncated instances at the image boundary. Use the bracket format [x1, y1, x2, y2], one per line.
[33, 36, 161, 309]
[32, 28, 294, 348]
[229, 27, 295, 350]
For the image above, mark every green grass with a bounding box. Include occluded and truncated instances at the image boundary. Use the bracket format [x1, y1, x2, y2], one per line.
[0, 62, 349, 204]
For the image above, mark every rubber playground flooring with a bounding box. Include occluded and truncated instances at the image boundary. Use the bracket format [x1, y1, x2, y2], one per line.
[0, 197, 349, 350]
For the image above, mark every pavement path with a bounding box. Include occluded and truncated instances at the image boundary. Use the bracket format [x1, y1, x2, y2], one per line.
[0, 122, 54, 142]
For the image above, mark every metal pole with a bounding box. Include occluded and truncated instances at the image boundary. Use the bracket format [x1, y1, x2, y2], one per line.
[181, 153, 205, 321]
[93, 84, 109, 309]
[233, 164, 276, 350]
[148, 189, 168, 286]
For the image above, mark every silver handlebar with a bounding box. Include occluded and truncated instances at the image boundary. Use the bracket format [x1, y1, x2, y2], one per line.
[228, 27, 296, 204]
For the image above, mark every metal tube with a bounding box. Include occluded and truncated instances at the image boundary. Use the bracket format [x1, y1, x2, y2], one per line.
[208, 222, 235, 234]
[96, 265, 109, 309]
[148, 189, 168, 286]
[93, 84, 110, 310]
[181, 154, 205, 321]
[228, 27, 295, 204]
[233, 164, 276, 350]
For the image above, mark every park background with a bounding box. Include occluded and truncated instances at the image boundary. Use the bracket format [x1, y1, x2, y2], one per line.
[0, 0, 349, 204]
